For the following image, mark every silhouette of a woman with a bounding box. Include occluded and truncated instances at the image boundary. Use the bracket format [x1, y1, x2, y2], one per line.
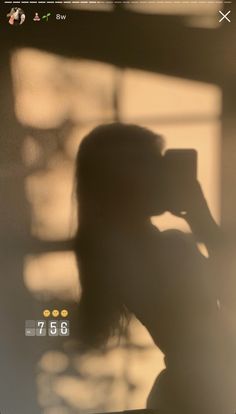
[74, 123, 235, 414]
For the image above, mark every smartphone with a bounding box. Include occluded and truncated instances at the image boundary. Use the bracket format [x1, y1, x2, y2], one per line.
[164, 149, 198, 212]
[164, 149, 197, 181]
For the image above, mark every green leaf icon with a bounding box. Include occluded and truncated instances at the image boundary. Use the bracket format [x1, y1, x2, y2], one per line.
[42, 13, 51, 21]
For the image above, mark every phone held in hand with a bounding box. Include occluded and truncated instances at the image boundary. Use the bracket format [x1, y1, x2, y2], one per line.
[164, 149, 198, 213]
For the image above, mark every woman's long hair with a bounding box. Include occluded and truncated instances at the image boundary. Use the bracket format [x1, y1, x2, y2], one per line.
[75, 123, 164, 348]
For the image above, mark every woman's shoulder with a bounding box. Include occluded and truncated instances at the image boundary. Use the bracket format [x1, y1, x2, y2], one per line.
[161, 228, 199, 250]
[161, 228, 193, 242]
[159, 228, 207, 268]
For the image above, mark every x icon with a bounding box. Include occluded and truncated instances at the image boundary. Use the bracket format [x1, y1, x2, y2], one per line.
[219, 10, 231, 23]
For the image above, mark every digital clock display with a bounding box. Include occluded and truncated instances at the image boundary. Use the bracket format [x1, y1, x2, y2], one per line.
[25, 319, 70, 337]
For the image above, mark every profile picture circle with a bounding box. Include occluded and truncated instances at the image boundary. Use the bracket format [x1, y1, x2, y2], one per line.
[7, 7, 26, 26]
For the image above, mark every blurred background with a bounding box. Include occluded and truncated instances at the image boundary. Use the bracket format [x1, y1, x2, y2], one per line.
[0, 1, 235, 413]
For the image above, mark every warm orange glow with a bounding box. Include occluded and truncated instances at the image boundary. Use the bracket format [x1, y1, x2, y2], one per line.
[11, 46, 222, 413]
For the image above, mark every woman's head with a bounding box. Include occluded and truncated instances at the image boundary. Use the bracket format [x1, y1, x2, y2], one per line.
[76, 123, 165, 226]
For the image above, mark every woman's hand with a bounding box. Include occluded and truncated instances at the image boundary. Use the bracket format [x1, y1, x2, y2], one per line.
[169, 180, 221, 245]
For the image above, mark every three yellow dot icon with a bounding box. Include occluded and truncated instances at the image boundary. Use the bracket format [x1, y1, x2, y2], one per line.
[43, 309, 69, 318]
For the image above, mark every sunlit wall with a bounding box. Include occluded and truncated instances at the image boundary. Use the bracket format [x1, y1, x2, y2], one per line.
[10, 44, 221, 413]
